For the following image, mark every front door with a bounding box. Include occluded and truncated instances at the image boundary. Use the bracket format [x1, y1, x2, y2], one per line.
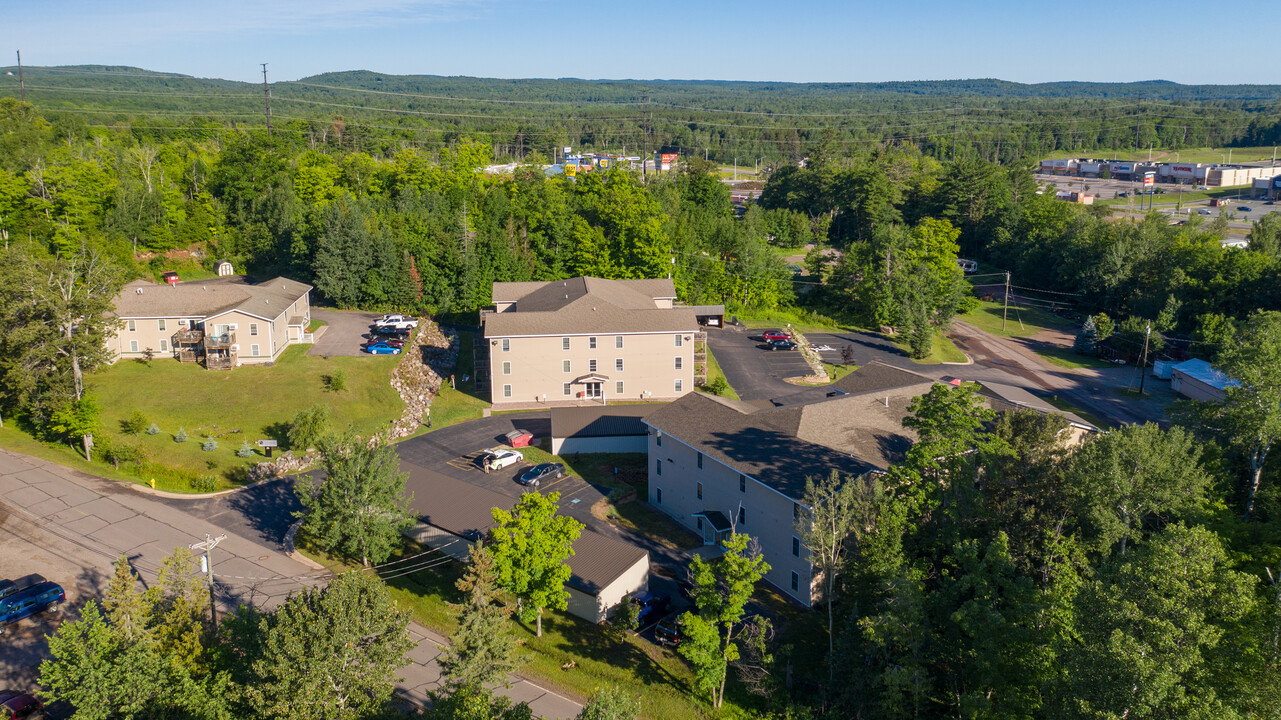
[584, 382, 602, 398]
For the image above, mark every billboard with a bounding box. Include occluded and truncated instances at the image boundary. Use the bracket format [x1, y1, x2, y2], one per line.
[658, 153, 679, 171]
[1143, 172, 1155, 186]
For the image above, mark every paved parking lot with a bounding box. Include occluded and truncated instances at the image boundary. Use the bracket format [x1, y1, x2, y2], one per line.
[307, 308, 385, 357]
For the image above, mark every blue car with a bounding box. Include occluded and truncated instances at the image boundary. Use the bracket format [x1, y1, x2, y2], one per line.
[363, 342, 402, 355]
[0, 577, 65, 635]
[627, 590, 671, 627]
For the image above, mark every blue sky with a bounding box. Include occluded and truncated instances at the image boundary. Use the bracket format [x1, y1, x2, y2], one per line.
[4, 0, 1279, 85]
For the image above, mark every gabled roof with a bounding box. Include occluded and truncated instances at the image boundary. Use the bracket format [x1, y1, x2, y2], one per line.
[551, 406, 653, 439]
[112, 276, 311, 321]
[484, 277, 696, 337]
[830, 362, 933, 395]
[976, 381, 1098, 431]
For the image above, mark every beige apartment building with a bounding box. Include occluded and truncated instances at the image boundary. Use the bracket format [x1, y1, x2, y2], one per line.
[643, 362, 1098, 606]
[482, 277, 699, 408]
[107, 275, 313, 369]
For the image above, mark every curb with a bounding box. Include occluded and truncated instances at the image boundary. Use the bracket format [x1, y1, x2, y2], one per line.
[122, 472, 288, 500]
[285, 519, 327, 570]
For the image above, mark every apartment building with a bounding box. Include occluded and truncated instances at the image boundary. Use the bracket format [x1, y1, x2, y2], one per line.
[107, 275, 313, 369]
[482, 277, 698, 408]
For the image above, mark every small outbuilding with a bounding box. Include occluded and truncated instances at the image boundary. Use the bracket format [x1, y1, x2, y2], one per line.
[690, 304, 726, 327]
[214, 260, 234, 277]
[550, 406, 653, 455]
[1170, 358, 1238, 402]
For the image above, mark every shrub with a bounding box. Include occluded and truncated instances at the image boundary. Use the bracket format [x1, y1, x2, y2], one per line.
[103, 441, 144, 470]
[702, 376, 730, 397]
[190, 475, 218, 493]
[236, 442, 255, 458]
[175, 427, 188, 443]
[325, 369, 348, 393]
[613, 597, 641, 632]
[121, 410, 149, 436]
[146, 422, 161, 436]
[287, 404, 334, 451]
[202, 438, 218, 452]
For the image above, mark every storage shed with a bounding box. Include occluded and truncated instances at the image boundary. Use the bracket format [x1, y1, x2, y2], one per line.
[1171, 359, 1238, 402]
[551, 406, 653, 455]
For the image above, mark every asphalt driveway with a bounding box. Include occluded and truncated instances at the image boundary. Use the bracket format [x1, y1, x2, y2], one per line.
[307, 308, 385, 357]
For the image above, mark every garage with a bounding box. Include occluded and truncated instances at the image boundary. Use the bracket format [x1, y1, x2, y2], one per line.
[550, 406, 653, 455]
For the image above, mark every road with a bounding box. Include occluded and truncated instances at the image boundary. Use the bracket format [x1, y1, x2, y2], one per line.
[0, 448, 582, 719]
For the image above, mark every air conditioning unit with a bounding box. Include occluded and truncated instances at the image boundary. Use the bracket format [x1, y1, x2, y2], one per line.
[230, 344, 239, 352]
[228, 323, 238, 330]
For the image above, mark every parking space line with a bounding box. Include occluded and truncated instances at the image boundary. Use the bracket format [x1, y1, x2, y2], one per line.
[445, 451, 485, 472]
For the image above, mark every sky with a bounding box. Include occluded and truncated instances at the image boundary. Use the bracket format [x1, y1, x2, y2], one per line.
[3, 0, 1280, 85]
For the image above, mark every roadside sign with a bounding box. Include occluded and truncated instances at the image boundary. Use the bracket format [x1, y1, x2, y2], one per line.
[257, 439, 278, 447]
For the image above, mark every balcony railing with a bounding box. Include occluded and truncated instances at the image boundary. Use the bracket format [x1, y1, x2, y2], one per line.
[173, 328, 204, 345]
[175, 348, 201, 363]
[206, 354, 235, 370]
[204, 331, 236, 349]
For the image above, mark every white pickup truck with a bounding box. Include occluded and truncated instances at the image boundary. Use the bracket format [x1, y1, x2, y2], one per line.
[375, 314, 419, 330]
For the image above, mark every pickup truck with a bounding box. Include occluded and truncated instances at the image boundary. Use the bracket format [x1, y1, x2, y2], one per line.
[0, 577, 65, 635]
[374, 314, 419, 330]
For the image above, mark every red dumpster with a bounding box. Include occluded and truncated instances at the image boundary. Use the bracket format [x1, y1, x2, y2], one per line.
[505, 429, 533, 448]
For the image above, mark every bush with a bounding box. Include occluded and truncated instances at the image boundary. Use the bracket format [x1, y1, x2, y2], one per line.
[121, 410, 149, 436]
[702, 376, 730, 397]
[613, 598, 641, 633]
[202, 438, 218, 452]
[287, 404, 334, 451]
[190, 475, 218, 493]
[325, 369, 348, 393]
[236, 441, 255, 458]
[175, 427, 188, 443]
[103, 441, 144, 470]
[146, 422, 161, 436]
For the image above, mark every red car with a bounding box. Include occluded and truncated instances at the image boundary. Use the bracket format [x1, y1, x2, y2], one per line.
[0, 691, 42, 720]
[762, 330, 790, 342]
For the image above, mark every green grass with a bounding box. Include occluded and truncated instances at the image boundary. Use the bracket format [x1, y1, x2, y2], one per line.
[823, 362, 858, 382]
[1037, 346, 1117, 370]
[698, 347, 741, 400]
[1045, 395, 1112, 430]
[306, 318, 328, 332]
[893, 331, 967, 365]
[1097, 185, 1254, 208]
[734, 306, 861, 334]
[426, 330, 491, 430]
[959, 300, 1069, 339]
[605, 502, 702, 551]
[83, 345, 402, 492]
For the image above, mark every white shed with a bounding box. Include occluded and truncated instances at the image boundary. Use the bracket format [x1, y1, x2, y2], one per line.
[1171, 359, 1238, 402]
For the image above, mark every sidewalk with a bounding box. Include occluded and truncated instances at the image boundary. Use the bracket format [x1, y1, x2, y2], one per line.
[0, 448, 581, 719]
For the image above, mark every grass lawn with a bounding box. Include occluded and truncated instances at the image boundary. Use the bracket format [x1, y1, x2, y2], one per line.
[296, 535, 744, 719]
[1037, 346, 1117, 371]
[893, 331, 967, 365]
[84, 345, 402, 492]
[735, 307, 861, 335]
[698, 347, 741, 400]
[823, 362, 858, 382]
[426, 330, 490, 430]
[1045, 395, 1112, 430]
[959, 300, 1070, 339]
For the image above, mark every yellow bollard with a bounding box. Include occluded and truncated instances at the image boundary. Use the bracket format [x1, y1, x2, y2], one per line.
[150, 478, 156, 489]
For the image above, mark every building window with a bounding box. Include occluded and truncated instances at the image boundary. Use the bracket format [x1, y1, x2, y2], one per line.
[656, 487, 663, 504]
[589, 359, 597, 373]
[562, 337, 570, 350]
[738, 506, 746, 526]
[656, 460, 662, 476]
[250, 323, 258, 336]
[615, 335, 623, 349]
[127, 320, 136, 332]
[615, 358, 624, 372]
[674, 334, 683, 347]
[739, 475, 746, 492]
[675, 379, 683, 393]
[656, 432, 662, 447]
[563, 383, 572, 396]
[563, 360, 571, 373]
[697, 482, 703, 500]
[129, 340, 138, 353]
[697, 452, 703, 469]
[502, 339, 510, 352]
[157, 319, 166, 332]
[793, 502, 801, 520]
[502, 361, 511, 375]
[791, 571, 800, 592]
[674, 357, 683, 370]
[251, 344, 260, 356]
[589, 336, 597, 349]
[503, 384, 512, 398]
[616, 381, 624, 395]
[792, 537, 801, 557]
[159, 339, 168, 352]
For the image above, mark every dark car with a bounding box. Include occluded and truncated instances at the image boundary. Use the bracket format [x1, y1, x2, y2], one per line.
[627, 591, 671, 627]
[0, 581, 17, 601]
[0, 692, 42, 720]
[0, 578, 65, 635]
[655, 611, 685, 647]
[371, 327, 410, 340]
[1238, 206, 1253, 212]
[517, 462, 564, 487]
[365, 338, 405, 349]
[767, 339, 798, 351]
[761, 330, 789, 342]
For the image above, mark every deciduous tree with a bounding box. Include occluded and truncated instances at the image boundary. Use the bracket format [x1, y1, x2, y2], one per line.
[488, 491, 584, 637]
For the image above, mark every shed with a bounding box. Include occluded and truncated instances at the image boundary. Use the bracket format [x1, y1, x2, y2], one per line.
[214, 260, 234, 277]
[551, 406, 653, 455]
[1171, 359, 1238, 402]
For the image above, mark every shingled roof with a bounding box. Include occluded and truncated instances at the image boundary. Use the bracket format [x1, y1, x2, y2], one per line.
[484, 277, 695, 336]
[112, 276, 312, 321]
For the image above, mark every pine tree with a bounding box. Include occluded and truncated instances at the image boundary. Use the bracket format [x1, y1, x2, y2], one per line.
[439, 544, 519, 691]
[103, 556, 150, 643]
[1074, 315, 1099, 356]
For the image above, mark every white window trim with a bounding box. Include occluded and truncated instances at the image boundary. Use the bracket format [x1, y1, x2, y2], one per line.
[251, 344, 260, 356]
[129, 340, 138, 353]
[503, 384, 513, 398]
[616, 358, 624, 372]
[563, 360, 572, 373]
[615, 380, 624, 395]
[675, 357, 683, 370]
[502, 361, 512, 375]
[502, 339, 510, 352]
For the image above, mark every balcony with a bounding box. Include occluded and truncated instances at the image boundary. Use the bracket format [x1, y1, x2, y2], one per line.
[204, 331, 236, 350]
[173, 328, 204, 345]
[205, 354, 235, 371]
[175, 348, 201, 363]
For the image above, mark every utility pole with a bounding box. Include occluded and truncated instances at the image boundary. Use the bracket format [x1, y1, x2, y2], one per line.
[190, 533, 227, 626]
[641, 90, 649, 183]
[261, 63, 272, 139]
[16, 51, 24, 102]
[952, 103, 959, 160]
[1137, 322, 1152, 395]
[1002, 271, 1011, 332]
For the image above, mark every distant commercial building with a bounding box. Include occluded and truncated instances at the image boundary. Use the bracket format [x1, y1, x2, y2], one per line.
[1041, 157, 1280, 187]
[1252, 174, 1281, 200]
[1167, 358, 1239, 402]
[1055, 190, 1095, 204]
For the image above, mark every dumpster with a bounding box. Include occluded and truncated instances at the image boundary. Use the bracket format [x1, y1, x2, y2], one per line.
[505, 429, 533, 448]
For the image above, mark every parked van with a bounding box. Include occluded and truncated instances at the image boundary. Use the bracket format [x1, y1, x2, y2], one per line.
[0, 577, 65, 635]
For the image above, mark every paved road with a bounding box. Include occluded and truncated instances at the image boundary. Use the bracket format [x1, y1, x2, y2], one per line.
[0, 449, 582, 719]
[308, 308, 385, 357]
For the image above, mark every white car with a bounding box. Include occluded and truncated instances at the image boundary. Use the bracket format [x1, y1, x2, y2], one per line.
[1197, 209, 1212, 215]
[375, 314, 419, 329]
[478, 448, 523, 471]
